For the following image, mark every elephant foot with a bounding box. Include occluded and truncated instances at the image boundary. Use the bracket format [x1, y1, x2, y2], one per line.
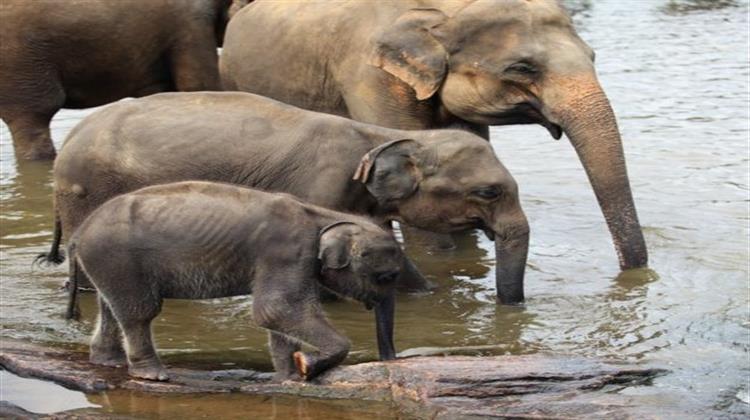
[293, 351, 310, 380]
[128, 360, 170, 381]
[89, 350, 127, 367]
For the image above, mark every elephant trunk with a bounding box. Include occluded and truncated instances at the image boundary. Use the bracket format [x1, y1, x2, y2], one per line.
[374, 289, 396, 360]
[493, 218, 530, 305]
[555, 79, 648, 270]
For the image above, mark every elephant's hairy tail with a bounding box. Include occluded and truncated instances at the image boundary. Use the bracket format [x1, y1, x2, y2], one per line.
[34, 211, 65, 267]
[65, 242, 80, 321]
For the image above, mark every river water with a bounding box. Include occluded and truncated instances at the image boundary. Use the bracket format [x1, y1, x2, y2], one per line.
[1, 0, 748, 418]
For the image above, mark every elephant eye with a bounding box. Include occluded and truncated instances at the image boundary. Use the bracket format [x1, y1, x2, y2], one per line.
[472, 187, 500, 201]
[506, 61, 538, 75]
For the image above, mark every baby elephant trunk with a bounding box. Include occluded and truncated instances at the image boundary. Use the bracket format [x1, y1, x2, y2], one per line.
[375, 289, 396, 360]
[492, 211, 530, 305]
[494, 232, 529, 305]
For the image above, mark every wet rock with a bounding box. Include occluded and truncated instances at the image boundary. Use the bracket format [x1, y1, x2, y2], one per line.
[0, 339, 668, 419]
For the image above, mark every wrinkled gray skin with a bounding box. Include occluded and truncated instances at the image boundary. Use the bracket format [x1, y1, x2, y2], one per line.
[220, 0, 648, 275]
[43, 92, 528, 303]
[0, 0, 246, 160]
[69, 181, 403, 382]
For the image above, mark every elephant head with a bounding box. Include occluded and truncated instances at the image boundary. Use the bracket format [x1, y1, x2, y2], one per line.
[353, 135, 530, 304]
[369, 0, 648, 272]
[318, 221, 403, 360]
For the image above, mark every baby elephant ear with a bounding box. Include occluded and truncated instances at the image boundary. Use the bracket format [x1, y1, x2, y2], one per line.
[318, 222, 355, 270]
[368, 8, 449, 100]
[353, 139, 433, 205]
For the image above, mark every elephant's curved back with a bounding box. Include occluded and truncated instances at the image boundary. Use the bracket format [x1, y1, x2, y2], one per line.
[52, 92, 336, 236]
[220, 0, 390, 116]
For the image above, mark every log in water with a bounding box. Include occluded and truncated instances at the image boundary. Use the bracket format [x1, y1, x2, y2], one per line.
[1, 339, 668, 419]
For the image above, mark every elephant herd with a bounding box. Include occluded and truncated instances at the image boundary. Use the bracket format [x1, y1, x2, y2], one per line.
[1, 0, 649, 381]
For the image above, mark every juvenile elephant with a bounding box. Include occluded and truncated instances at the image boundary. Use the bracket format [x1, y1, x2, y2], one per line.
[41, 91, 529, 304]
[68, 181, 403, 381]
[220, 0, 648, 273]
[0, 0, 244, 160]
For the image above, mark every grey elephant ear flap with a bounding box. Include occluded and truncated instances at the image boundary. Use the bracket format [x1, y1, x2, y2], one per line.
[368, 8, 449, 100]
[318, 222, 354, 270]
[354, 139, 428, 204]
[353, 139, 417, 184]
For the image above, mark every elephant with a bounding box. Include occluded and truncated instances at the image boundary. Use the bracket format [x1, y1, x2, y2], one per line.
[0, 0, 245, 160]
[39, 91, 529, 304]
[219, 0, 649, 273]
[67, 181, 404, 381]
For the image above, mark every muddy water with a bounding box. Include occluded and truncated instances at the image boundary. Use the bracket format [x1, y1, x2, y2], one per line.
[1, 0, 748, 417]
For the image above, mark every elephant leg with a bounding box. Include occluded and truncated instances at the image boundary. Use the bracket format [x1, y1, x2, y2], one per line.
[105, 293, 167, 381]
[257, 296, 349, 381]
[268, 331, 301, 382]
[168, 36, 221, 91]
[121, 319, 168, 381]
[288, 313, 350, 381]
[4, 112, 57, 160]
[89, 295, 127, 367]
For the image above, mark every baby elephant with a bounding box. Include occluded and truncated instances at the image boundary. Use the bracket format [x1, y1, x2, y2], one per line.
[68, 181, 403, 382]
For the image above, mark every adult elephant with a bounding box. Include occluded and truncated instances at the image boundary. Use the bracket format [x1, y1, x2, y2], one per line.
[0, 0, 247, 160]
[220, 0, 648, 273]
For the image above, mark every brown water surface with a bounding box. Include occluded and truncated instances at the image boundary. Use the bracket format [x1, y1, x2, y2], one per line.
[1, 0, 749, 417]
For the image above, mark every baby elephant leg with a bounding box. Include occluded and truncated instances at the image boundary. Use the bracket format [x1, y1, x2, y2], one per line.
[268, 331, 301, 382]
[121, 319, 168, 381]
[280, 311, 350, 381]
[89, 295, 126, 367]
[105, 294, 168, 381]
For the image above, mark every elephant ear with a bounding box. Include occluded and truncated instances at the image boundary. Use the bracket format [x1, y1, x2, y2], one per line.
[318, 222, 355, 270]
[369, 8, 449, 100]
[353, 139, 435, 204]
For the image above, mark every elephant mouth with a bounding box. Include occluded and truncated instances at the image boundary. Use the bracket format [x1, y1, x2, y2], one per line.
[487, 104, 563, 139]
[514, 103, 563, 139]
[466, 217, 496, 241]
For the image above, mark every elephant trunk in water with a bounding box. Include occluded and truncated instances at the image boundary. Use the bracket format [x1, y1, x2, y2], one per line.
[374, 289, 396, 360]
[492, 212, 530, 305]
[553, 77, 648, 270]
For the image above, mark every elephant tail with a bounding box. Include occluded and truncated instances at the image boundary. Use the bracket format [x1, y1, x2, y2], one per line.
[34, 211, 65, 267]
[65, 241, 80, 321]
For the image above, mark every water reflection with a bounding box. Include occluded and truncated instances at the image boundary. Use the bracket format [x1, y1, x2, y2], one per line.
[402, 230, 491, 280]
[609, 267, 660, 302]
[83, 391, 396, 420]
[0, 161, 55, 248]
